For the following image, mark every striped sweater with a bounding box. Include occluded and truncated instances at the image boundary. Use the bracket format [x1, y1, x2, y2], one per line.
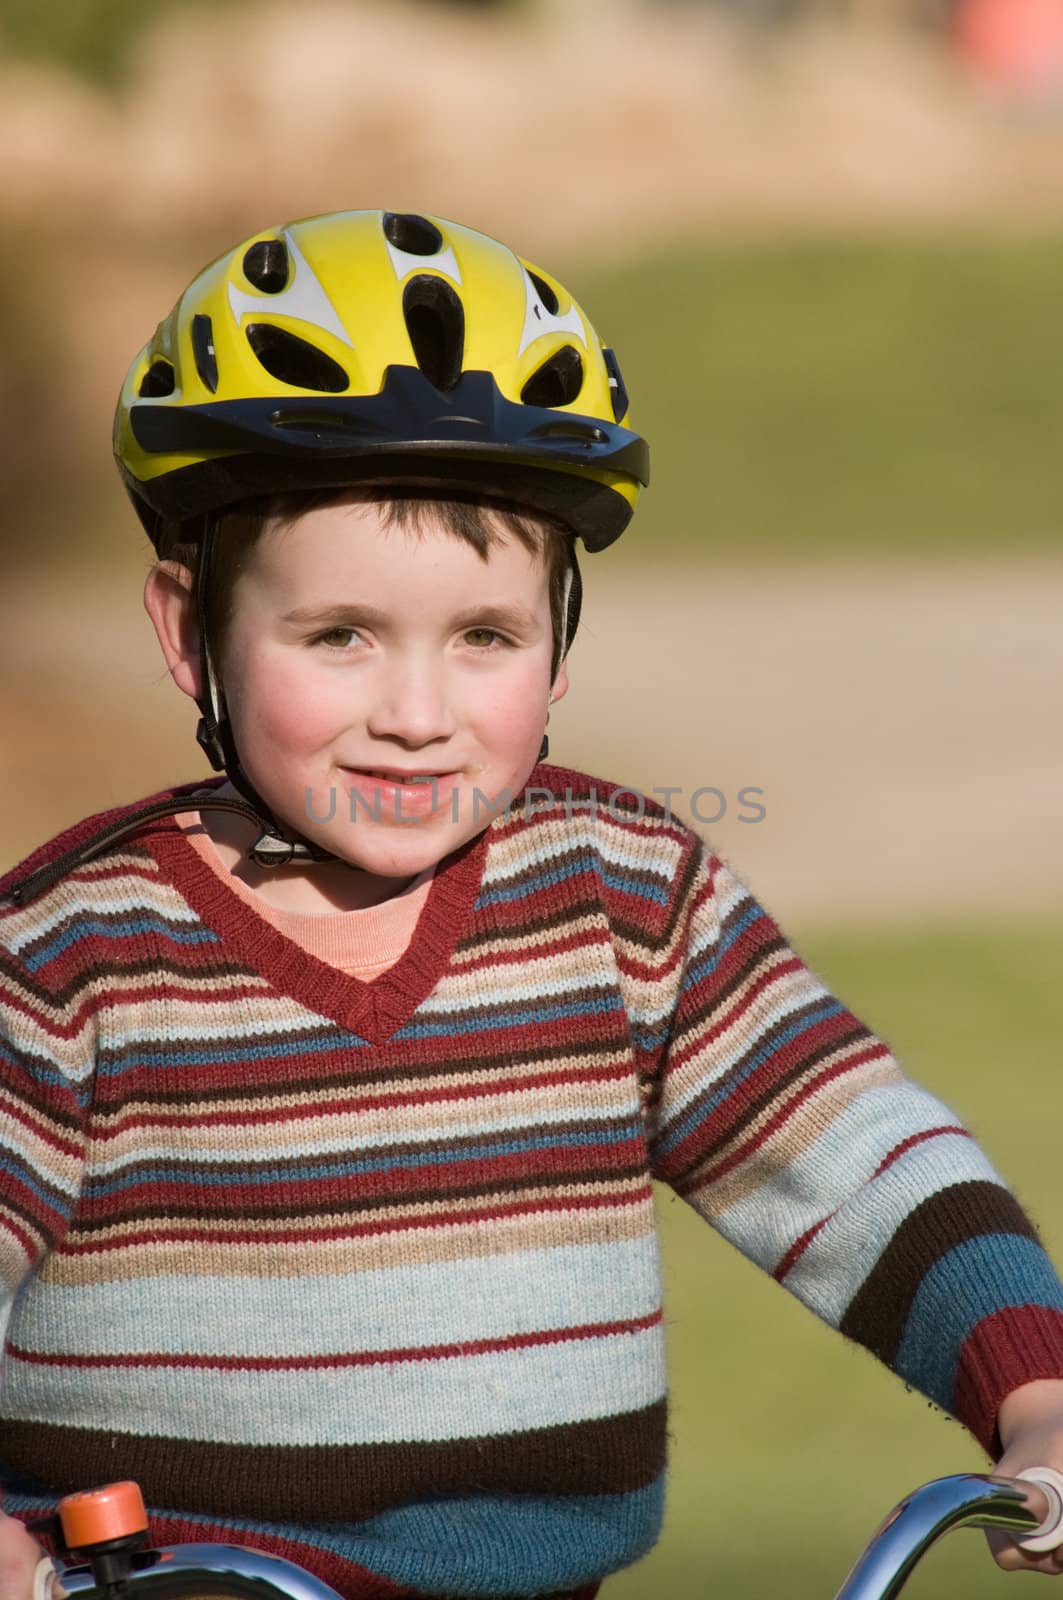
[3, 763, 1063, 1599]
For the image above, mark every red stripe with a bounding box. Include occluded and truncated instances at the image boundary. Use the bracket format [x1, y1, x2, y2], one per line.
[0, 982, 90, 1042]
[0, 1208, 44, 1262]
[0, 1091, 83, 1159]
[953, 1303, 1063, 1455]
[60, 1181, 655, 1254]
[79, 1140, 648, 1218]
[93, 1061, 635, 1137]
[772, 1212, 834, 1282]
[458, 925, 614, 971]
[100, 977, 272, 1009]
[0, 968, 262, 1043]
[677, 1042, 887, 1192]
[665, 953, 809, 1076]
[130, 1512, 413, 1600]
[772, 1126, 971, 1283]
[771, 1125, 973, 1282]
[93, 1016, 628, 1103]
[1, 1180, 72, 1239]
[870, 1124, 970, 1180]
[8, 1308, 663, 1372]
[489, 772, 692, 842]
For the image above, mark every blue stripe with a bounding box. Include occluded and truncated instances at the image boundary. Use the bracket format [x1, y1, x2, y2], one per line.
[896, 1235, 1063, 1410]
[653, 997, 848, 1160]
[95, 1029, 366, 1076]
[0, 1050, 91, 1104]
[0, 1475, 664, 1596]
[83, 1120, 644, 1197]
[678, 899, 767, 992]
[24, 918, 219, 971]
[631, 1020, 672, 1052]
[0, 1151, 70, 1210]
[478, 856, 670, 910]
[396, 991, 624, 1042]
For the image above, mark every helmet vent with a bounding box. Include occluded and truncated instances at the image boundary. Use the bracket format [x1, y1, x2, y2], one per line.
[602, 347, 628, 423]
[243, 239, 290, 293]
[245, 324, 349, 393]
[402, 274, 465, 391]
[192, 314, 219, 394]
[138, 358, 176, 398]
[521, 345, 584, 409]
[527, 271, 559, 316]
[383, 212, 443, 256]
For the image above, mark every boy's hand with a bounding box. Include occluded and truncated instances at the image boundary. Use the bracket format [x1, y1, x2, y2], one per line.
[987, 1380, 1063, 1575]
[0, 1509, 61, 1600]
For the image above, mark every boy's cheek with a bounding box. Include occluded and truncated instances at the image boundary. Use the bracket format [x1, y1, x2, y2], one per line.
[231, 656, 550, 767]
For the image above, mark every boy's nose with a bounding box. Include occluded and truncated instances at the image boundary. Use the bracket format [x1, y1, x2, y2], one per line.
[364, 661, 458, 748]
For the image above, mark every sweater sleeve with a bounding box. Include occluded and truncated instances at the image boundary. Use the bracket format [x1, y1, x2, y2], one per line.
[0, 932, 90, 1344]
[647, 840, 1063, 1461]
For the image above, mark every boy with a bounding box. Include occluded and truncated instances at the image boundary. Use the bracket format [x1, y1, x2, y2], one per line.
[3, 208, 1063, 1600]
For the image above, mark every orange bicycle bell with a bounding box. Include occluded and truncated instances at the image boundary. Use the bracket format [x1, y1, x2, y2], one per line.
[28, 1482, 151, 1595]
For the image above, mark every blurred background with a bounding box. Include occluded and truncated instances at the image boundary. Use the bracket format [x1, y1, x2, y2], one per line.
[3, 0, 1063, 1594]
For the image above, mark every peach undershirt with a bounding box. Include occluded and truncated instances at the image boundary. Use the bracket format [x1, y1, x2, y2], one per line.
[172, 808, 434, 978]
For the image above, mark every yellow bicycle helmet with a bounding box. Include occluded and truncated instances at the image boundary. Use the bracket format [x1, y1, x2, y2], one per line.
[114, 208, 648, 552]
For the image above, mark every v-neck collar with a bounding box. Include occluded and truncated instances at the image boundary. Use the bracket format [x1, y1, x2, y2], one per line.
[141, 778, 491, 1045]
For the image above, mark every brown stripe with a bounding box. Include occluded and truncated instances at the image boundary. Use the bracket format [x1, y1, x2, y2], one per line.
[23, 958, 270, 1009]
[0, 1400, 667, 1521]
[676, 1051, 900, 1215]
[0, 952, 63, 1008]
[91, 1057, 634, 1129]
[0, 1082, 85, 1138]
[93, 1036, 635, 1106]
[663, 1009, 871, 1181]
[480, 837, 676, 906]
[667, 927, 793, 1046]
[44, 1187, 657, 1284]
[462, 842, 701, 961]
[81, 1111, 641, 1182]
[839, 1181, 1039, 1364]
[68, 1162, 652, 1231]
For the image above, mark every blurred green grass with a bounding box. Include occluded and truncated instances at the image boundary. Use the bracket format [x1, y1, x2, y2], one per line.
[607, 912, 1063, 1600]
[575, 230, 1063, 568]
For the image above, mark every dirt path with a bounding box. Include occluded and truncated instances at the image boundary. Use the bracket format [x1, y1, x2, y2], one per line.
[3, 554, 1060, 929]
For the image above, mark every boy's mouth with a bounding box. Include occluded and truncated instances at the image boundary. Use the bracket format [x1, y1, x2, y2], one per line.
[344, 768, 455, 787]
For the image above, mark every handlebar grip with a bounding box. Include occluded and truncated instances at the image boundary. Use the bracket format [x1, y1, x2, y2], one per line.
[32, 1557, 60, 1600]
[1014, 1467, 1063, 1553]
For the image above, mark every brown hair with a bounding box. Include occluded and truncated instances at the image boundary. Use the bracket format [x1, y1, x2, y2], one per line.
[155, 486, 576, 681]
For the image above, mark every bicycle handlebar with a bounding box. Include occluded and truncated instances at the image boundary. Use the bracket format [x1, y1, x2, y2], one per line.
[835, 1468, 1062, 1600]
[54, 1542, 345, 1599]
[45, 1468, 1063, 1600]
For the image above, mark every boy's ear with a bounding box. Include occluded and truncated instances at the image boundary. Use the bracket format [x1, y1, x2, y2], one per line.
[550, 658, 570, 706]
[143, 561, 204, 702]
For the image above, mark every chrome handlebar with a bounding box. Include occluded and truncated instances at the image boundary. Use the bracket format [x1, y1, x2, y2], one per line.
[835, 1471, 1056, 1600]
[50, 1471, 1060, 1600]
[55, 1542, 345, 1600]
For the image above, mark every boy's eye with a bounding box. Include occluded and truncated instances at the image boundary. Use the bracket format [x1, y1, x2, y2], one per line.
[315, 626, 361, 649]
[312, 625, 508, 650]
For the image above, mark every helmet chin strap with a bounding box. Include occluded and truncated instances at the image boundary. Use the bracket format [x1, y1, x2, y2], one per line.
[192, 515, 339, 868]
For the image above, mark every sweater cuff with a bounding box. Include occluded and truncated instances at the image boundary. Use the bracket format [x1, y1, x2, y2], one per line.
[952, 1304, 1063, 1460]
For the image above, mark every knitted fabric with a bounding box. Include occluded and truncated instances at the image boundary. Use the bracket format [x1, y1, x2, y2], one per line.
[173, 802, 434, 977]
[3, 763, 1063, 1600]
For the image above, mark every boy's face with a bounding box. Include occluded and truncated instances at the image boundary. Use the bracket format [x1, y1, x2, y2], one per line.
[187, 496, 567, 878]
